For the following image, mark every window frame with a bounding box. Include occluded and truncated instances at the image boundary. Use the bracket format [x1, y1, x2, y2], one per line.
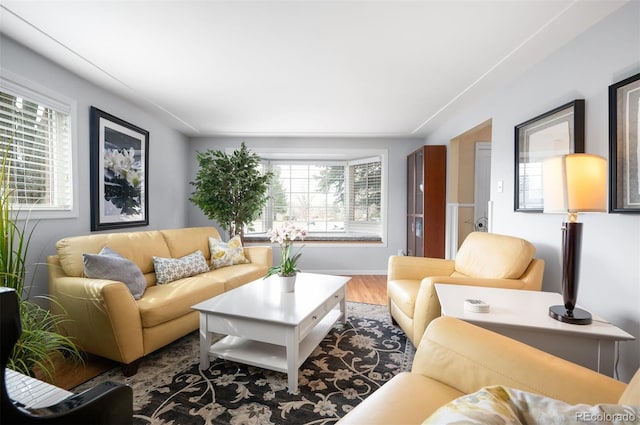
[0, 69, 78, 220]
[245, 147, 388, 246]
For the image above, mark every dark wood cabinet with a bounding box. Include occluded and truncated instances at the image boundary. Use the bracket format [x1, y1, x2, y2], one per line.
[407, 145, 446, 258]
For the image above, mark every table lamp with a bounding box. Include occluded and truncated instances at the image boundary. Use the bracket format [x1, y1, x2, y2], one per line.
[542, 153, 607, 325]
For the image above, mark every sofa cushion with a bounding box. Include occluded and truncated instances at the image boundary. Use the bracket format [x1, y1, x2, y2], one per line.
[160, 227, 220, 261]
[153, 250, 210, 284]
[423, 385, 639, 425]
[57, 231, 171, 277]
[83, 247, 146, 299]
[202, 264, 267, 292]
[209, 235, 250, 269]
[137, 275, 226, 328]
[454, 232, 535, 279]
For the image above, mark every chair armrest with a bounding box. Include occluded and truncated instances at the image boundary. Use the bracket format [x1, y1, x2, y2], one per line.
[519, 258, 545, 291]
[243, 246, 272, 267]
[387, 255, 455, 281]
[403, 275, 540, 347]
[48, 256, 143, 364]
[410, 276, 525, 345]
[429, 276, 530, 289]
[413, 316, 626, 406]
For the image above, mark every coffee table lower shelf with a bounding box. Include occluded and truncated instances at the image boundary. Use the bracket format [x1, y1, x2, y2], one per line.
[204, 309, 342, 393]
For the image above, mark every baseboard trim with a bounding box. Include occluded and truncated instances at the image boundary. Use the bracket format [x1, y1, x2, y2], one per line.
[303, 270, 387, 275]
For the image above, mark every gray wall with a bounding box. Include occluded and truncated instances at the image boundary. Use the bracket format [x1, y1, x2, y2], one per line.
[186, 137, 421, 274]
[424, 2, 640, 382]
[0, 35, 190, 298]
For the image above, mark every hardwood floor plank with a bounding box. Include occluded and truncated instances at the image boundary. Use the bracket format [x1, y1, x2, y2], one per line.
[345, 275, 387, 305]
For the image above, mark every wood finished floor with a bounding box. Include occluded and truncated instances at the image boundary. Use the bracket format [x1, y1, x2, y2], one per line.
[49, 275, 388, 390]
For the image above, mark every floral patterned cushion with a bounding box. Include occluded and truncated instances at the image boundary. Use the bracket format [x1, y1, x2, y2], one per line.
[209, 235, 249, 269]
[153, 250, 210, 284]
[83, 246, 146, 299]
[423, 386, 639, 425]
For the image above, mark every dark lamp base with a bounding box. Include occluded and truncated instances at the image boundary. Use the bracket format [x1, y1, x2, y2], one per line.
[549, 305, 592, 325]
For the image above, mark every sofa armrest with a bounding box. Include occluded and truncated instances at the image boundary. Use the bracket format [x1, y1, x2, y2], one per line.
[243, 246, 272, 267]
[47, 256, 144, 364]
[413, 316, 626, 406]
[387, 255, 455, 281]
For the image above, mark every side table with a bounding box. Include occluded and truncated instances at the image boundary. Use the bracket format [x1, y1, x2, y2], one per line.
[434, 284, 635, 377]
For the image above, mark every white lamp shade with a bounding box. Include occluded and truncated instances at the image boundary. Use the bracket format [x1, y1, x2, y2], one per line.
[542, 153, 607, 213]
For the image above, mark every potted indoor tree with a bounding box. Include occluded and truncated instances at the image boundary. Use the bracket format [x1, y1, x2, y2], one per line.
[1, 150, 81, 382]
[189, 142, 272, 241]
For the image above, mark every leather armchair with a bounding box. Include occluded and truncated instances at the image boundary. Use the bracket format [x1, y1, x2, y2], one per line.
[1, 287, 133, 425]
[388, 231, 544, 346]
[338, 316, 637, 424]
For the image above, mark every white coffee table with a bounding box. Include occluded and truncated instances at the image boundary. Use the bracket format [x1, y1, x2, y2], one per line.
[434, 284, 635, 377]
[192, 272, 349, 393]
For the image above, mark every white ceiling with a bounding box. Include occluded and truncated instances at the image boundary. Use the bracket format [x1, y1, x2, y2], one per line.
[0, 1, 628, 138]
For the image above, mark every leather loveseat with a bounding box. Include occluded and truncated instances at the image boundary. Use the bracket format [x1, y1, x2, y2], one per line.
[388, 231, 544, 346]
[338, 316, 639, 424]
[47, 226, 271, 374]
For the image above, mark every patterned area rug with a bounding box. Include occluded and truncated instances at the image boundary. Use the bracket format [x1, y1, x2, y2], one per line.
[75, 302, 414, 424]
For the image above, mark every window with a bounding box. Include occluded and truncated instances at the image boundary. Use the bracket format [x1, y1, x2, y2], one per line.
[267, 162, 346, 233]
[247, 150, 386, 243]
[518, 162, 543, 210]
[0, 74, 76, 218]
[348, 157, 381, 231]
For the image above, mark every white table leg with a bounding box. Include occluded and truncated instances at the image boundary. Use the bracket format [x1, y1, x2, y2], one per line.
[286, 327, 300, 394]
[199, 314, 212, 370]
[339, 290, 347, 324]
[597, 340, 616, 377]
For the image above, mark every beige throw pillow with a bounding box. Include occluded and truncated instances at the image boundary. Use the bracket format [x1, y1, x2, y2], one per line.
[209, 235, 249, 269]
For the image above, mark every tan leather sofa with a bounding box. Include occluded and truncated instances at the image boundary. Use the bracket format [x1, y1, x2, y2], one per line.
[388, 231, 544, 346]
[47, 226, 271, 374]
[338, 316, 639, 424]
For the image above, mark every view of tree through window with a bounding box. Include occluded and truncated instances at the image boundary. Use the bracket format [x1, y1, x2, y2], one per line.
[270, 163, 345, 233]
[351, 161, 381, 222]
[248, 156, 383, 240]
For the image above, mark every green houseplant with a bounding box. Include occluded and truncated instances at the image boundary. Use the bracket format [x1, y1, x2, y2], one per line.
[1, 150, 81, 382]
[189, 142, 272, 241]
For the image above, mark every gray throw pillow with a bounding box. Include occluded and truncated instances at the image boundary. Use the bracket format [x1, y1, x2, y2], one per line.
[83, 247, 146, 300]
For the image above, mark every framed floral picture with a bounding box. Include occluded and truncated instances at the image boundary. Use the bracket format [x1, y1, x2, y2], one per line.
[609, 72, 640, 213]
[90, 107, 149, 230]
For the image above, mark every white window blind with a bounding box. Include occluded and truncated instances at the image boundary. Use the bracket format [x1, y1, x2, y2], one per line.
[348, 157, 382, 234]
[0, 79, 73, 213]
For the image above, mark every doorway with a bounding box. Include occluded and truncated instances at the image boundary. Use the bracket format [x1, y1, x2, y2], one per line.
[445, 119, 492, 258]
[474, 142, 491, 232]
